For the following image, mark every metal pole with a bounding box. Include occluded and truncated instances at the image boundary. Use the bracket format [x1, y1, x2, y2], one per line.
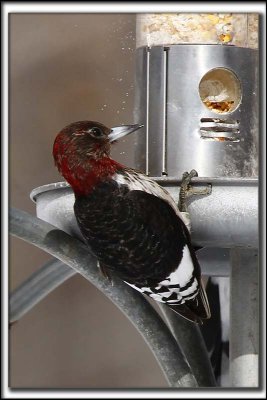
[159, 304, 217, 387]
[229, 248, 259, 387]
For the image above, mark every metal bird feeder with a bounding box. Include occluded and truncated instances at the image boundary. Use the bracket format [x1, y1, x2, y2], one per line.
[133, 13, 259, 387]
[134, 14, 258, 178]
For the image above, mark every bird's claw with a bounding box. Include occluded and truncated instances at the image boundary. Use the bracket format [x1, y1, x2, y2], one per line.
[182, 169, 198, 181]
[178, 169, 211, 212]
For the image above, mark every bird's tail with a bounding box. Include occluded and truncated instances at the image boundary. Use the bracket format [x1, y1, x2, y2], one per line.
[168, 279, 211, 324]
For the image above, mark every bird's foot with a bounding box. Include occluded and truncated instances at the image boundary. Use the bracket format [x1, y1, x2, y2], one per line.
[178, 169, 212, 212]
[98, 261, 113, 285]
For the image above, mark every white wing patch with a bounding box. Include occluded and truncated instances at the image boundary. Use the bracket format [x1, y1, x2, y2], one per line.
[125, 245, 199, 306]
[115, 172, 199, 306]
[114, 171, 186, 222]
[169, 245, 193, 287]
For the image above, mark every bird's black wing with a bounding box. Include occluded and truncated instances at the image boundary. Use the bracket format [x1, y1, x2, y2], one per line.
[74, 183, 210, 323]
[127, 191, 210, 323]
[75, 183, 187, 283]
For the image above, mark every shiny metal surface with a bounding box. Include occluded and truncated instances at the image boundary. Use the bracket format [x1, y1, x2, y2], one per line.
[196, 248, 230, 277]
[134, 45, 258, 178]
[162, 178, 258, 248]
[159, 303, 217, 387]
[134, 46, 148, 173]
[146, 47, 168, 176]
[30, 178, 258, 250]
[230, 249, 259, 387]
[31, 182, 83, 241]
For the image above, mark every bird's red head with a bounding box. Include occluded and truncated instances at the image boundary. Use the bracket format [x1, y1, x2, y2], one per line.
[53, 120, 143, 196]
[53, 120, 112, 170]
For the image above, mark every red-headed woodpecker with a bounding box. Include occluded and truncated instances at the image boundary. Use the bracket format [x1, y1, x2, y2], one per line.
[53, 121, 211, 323]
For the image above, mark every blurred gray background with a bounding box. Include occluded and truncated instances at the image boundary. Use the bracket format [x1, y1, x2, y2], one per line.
[10, 13, 167, 388]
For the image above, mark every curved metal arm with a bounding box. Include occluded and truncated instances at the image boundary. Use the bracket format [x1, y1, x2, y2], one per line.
[10, 207, 199, 388]
[9, 259, 75, 324]
[10, 260, 217, 388]
[9, 249, 230, 324]
[158, 304, 217, 387]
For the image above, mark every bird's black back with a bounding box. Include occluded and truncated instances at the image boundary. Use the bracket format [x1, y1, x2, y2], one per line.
[74, 178, 196, 287]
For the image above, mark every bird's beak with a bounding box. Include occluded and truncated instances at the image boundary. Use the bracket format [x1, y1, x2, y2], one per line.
[108, 124, 144, 143]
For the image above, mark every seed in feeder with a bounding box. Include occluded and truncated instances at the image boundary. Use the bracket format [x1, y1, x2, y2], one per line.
[204, 100, 234, 113]
[137, 13, 256, 47]
[219, 33, 232, 43]
[207, 15, 219, 24]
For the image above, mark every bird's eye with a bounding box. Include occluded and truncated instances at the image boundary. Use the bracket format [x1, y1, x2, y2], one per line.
[89, 127, 104, 138]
